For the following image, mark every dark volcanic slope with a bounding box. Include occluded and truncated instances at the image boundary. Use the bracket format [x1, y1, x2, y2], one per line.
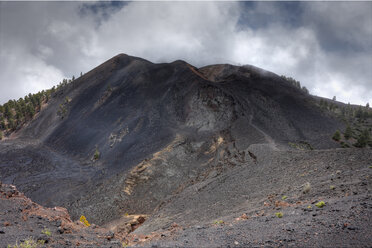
[0, 54, 343, 227]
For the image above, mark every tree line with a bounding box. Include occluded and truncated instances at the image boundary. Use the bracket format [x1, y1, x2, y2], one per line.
[280, 75, 309, 94]
[0, 74, 82, 139]
[326, 99, 372, 148]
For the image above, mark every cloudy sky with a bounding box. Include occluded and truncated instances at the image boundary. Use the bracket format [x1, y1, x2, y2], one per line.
[0, 1, 371, 105]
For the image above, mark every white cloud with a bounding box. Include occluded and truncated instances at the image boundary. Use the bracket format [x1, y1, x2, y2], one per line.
[0, 48, 64, 101]
[0, 1, 371, 106]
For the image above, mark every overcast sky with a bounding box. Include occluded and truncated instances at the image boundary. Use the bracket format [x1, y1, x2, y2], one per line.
[0, 1, 371, 105]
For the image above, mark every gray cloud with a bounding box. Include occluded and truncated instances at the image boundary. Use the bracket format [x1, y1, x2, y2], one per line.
[0, 1, 371, 105]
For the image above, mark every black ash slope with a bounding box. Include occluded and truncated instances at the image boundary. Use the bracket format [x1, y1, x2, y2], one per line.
[1, 54, 345, 227]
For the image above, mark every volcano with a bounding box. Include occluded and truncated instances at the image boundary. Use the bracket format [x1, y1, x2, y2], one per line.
[1, 54, 371, 247]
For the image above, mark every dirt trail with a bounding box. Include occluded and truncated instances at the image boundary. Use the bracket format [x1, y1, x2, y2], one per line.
[248, 113, 279, 151]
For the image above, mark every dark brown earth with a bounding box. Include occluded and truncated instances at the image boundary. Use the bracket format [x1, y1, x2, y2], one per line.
[0, 54, 371, 247]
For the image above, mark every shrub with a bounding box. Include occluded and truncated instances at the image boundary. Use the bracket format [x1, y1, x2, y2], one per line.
[354, 129, 371, 148]
[281, 196, 288, 200]
[315, 201, 325, 208]
[41, 228, 51, 236]
[275, 212, 283, 218]
[7, 238, 42, 248]
[344, 125, 352, 140]
[80, 215, 91, 227]
[213, 220, 224, 225]
[332, 130, 341, 141]
[93, 147, 100, 160]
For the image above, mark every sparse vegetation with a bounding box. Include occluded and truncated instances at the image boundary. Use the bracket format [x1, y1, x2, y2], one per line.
[93, 147, 100, 160]
[315, 201, 325, 208]
[344, 125, 352, 140]
[213, 220, 224, 225]
[275, 212, 283, 218]
[41, 228, 51, 236]
[332, 130, 341, 141]
[80, 215, 91, 227]
[0, 91, 49, 134]
[282, 196, 288, 200]
[7, 238, 43, 248]
[280, 75, 309, 94]
[288, 141, 313, 150]
[107, 84, 112, 92]
[330, 185, 335, 190]
[354, 129, 371, 148]
[0, 76, 78, 138]
[317, 99, 372, 148]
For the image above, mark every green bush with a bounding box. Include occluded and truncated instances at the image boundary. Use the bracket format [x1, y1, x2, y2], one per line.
[354, 129, 371, 148]
[344, 125, 352, 140]
[93, 147, 100, 160]
[275, 212, 283, 218]
[41, 228, 51, 236]
[315, 201, 325, 208]
[332, 130, 341, 141]
[7, 238, 43, 248]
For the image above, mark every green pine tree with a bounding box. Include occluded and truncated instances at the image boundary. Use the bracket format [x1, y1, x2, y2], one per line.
[344, 125, 352, 140]
[355, 129, 371, 148]
[332, 130, 341, 141]
[26, 104, 35, 119]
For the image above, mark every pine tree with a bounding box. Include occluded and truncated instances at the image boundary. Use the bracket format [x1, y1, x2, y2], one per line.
[356, 106, 363, 119]
[16, 110, 23, 122]
[332, 130, 341, 141]
[324, 101, 328, 110]
[0, 116, 5, 129]
[302, 86, 309, 94]
[0, 130, 3, 140]
[0, 121, 5, 130]
[4, 104, 12, 119]
[8, 117, 15, 130]
[344, 125, 352, 140]
[26, 104, 35, 119]
[355, 129, 371, 148]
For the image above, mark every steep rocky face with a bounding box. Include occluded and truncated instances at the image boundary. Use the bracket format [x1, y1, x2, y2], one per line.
[0, 54, 343, 225]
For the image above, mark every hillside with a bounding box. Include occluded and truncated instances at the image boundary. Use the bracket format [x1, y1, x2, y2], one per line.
[0, 54, 371, 247]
